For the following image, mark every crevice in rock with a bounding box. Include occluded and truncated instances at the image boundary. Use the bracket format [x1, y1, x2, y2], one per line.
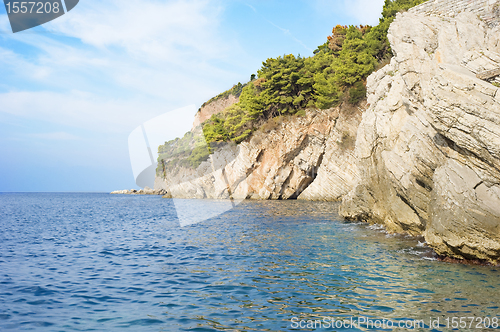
[278, 169, 295, 200]
[282, 150, 325, 200]
[288, 178, 312, 200]
[396, 192, 422, 224]
[416, 177, 433, 192]
[283, 135, 313, 164]
[255, 149, 264, 164]
[435, 132, 499, 172]
[442, 239, 496, 263]
[362, 138, 385, 160]
[473, 181, 484, 190]
[246, 150, 264, 179]
[434, 132, 469, 155]
[231, 149, 265, 193]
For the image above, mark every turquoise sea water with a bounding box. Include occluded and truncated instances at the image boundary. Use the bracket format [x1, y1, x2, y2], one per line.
[0, 193, 499, 331]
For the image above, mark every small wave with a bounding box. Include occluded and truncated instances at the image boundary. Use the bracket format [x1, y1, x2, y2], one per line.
[367, 224, 385, 231]
[344, 221, 364, 226]
[397, 248, 423, 256]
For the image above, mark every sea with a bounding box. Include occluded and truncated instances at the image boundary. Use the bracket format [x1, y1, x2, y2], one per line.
[0, 193, 499, 331]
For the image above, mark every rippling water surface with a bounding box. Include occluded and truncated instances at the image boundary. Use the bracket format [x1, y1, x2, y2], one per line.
[1, 193, 499, 331]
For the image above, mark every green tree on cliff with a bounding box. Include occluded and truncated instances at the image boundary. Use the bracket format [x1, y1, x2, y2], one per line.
[199, 0, 428, 145]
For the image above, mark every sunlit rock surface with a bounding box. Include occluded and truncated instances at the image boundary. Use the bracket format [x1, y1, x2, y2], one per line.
[340, 10, 500, 263]
[155, 108, 361, 201]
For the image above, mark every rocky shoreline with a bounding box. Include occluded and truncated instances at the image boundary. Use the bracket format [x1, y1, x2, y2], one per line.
[111, 187, 167, 196]
[340, 10, 500, 264]
[151, 2, 500, 264]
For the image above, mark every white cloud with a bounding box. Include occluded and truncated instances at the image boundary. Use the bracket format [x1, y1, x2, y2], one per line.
[29, 132, 82, 140]
[47, 0, 228, 64]
[0, 90, 181, 133]
[0, 0, 246, 134]
[0, 14, 10, 33]
[0, 46, 53, 81]
[0, 0, 386, 136]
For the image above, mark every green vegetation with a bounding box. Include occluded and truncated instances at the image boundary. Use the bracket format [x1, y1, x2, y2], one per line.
[202, 0, 428, 145]
[201, 82, 246, 108]
[157, 130, 211, 173]
[157, 0, 428, 172]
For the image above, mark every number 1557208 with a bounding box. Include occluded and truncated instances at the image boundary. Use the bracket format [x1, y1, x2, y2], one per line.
[5, 1, 61, 14]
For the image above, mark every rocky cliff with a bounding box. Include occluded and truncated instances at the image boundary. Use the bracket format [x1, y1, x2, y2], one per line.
[340, 9, 500, 263]
[155, 107, 361, 201]
[191, 94, 239, 131]
[155, 1, 500, 264]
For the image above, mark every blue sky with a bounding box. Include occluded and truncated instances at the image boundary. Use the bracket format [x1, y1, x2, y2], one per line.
[0, 0, 384, 192]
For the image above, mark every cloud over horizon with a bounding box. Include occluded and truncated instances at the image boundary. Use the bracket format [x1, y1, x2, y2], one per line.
[0, 0, 386, 191]
[0, 0, 246, 135]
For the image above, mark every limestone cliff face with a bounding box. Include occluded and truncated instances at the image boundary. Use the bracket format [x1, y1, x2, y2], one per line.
[155, 108, 361, 201]
[155, 0, 500, 263]
[340, 10, 500, 263]
[191, 95, 239, 131]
